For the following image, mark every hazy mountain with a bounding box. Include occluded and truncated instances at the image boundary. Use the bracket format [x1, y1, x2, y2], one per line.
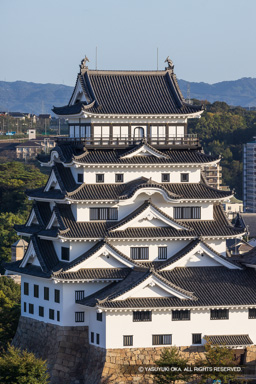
[0, 77, 256, 116]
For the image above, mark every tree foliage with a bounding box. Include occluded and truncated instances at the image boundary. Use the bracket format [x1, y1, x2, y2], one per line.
[0, 277, 21, 349]
[0, 345, 49, 384]
[154, 347, 189, 384]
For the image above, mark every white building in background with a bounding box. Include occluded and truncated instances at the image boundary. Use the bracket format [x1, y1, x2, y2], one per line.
[243, 138, 256, 213]
[6, 57, 256, 351]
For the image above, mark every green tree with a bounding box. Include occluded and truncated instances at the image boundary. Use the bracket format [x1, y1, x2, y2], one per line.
[0, 345, 49, 384]
[154, 347, 189, 383]
[0, 277, 21, 349]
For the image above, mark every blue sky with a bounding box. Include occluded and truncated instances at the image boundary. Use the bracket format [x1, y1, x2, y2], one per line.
[1, 0, 255, 85]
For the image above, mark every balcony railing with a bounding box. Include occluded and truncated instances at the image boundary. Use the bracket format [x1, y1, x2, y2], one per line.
[56, 134, 200, 149]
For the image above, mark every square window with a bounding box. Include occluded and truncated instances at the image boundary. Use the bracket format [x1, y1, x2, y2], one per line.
[34, 284, 39, 298]
[172, 310, 190, 321]
[152, 334, 172, 345]
[44, 287, 49, 301]
[39, 306, 44, 317]
[75, 290, 85, 302]
[57, 311, 60, 322]
[54, 289, 60, 303]
[123, 335, 133, 346]
[29, 303, 34, 314]
[162, 173, 170, 182]
[61, 247, 70, 261]
[91, 332, 94, 343]
[181, 173, 189, 182]
[192, 334, 202, 345]
[133, 311, 152, 322]
[24, 282, 29, 296]
[158, 247, 167, 260]
[115, 174, 124, 183]
[96, 174, 104, 183]
[77, 173, 84, 183]
[96, 333, 100, 345]
[75, 312, 84, 322]
[49, 309, 54, 320]
[97, 312, 103, 322]
[24, 302, 27, 313]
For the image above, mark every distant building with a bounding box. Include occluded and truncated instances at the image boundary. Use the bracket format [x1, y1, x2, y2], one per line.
[234, 213, 256, 240]
[223, 196, 243, 221]
[38, 114, 51, 121]
[202, 163, 222, 189]
[28, 129, 36, 140]
[243, 138, 256, 212]
[8, 112, 26, 120]
[16, 138, 56, 159]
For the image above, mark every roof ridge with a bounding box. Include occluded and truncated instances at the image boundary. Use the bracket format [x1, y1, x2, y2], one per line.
[152, 270, 197, 300]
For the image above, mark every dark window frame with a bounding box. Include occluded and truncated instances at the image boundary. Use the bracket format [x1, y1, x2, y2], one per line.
[91, 332, 94, 343]
[158, 247, 167, 260]
[131, 247, 149, 260]
[75, 312, 85, 323]
[174, 206, 201, 220]
[34, 284, 39, 298]
[44, 287, 49, 301]
[162, 173, 170, 183]
[24, 282, 29, 296]
[75, 290, 85, 302]
[49, 309, 54, 320]
[96, 174, 104, 183]
[210, 309, 229, 320]
[172, 310, 190, 321]
[192, 333, 202, 345]
[61, 247, 70, 261]
[54, 289, 60, 303]
[249, 308, 256, 319]
[123, 335, 133, 346]
[152, 334, 172, 345]
[90, 207, 118, 221]
[115, 174, 124, 183]
[77, 173, 84, 183]
[29, 303, 34, 314]
[181, 173, 189, 182]
[97, 312, 103, 322]
[96, 333, 100, 345]
[24, 302, 27, 313]
[39, 306, 44, 317]
[133, 311, 152, 322]
[57, 311, 60, 322]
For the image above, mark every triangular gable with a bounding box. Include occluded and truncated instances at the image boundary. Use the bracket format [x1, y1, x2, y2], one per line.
[158, 241, 240, 271]
[69, 76, 90, 106]
[44, 169, 61, 192]
[26, 208, 40, 226]
[113, 273, 193, 301]
[67, 243, 136, 272]
[19, 241, 42, 269]
[120, 143, 168, 159]
[110, 203, 189, 232]
[46, 210, 60, 229]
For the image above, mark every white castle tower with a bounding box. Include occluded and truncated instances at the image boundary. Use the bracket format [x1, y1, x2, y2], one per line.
[6, 58, 256, 370]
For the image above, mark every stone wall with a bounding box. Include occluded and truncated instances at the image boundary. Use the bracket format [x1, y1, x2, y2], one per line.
[12, 317, 256, 384]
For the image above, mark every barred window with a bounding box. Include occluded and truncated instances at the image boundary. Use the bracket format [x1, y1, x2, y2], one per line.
[115, 174, 124, 183]
[162, 173, 170, 182]
[75, 312, 85, 322]
[123, 335, 133, 346]
[39, 306, 44, 317]
[97, 312, 103, 322]
[24, 282, 29, 296]
[192, 334, 202, 344]
[90, 208, 118, 221]
[34, 284, 39, 298]
[152, 334, 172, 345]
[61, 247, 70, 261]
[77, 173, 84, 183]
[57, 311, 60, 322]
[133, 311, 152, 322]
[181, 173, 189, 182]
[96, 333, 100, 345]
[158, 247, 167, 260]
[174, 207, 201, 219]
[55, 289, 60, 303]
[131, 247, 149, 260]
[172, 310, 190, 321]
[96, 174, 104, 183]
[29, 303, 34, 314]
[24, 302, 27, 313]
[249, 308, 256, 319]
[210, 309, 229, 320]
[91, 332, 94, 343]
[44, 287, 49, 301]
[49, 309, 54, 320]
[75, 290, 85, 302]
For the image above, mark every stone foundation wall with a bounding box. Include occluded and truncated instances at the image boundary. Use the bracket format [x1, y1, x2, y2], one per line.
[12, 316, 256, 384]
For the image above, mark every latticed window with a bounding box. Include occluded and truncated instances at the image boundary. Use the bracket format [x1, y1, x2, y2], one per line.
[96, 174, 104, 183]
[174, 207, 201, 219]
[44, 287, 49, 301]
[152, 334, 172, 345]
[131, 247, 149, 260]
[90, 208, 118, 221]
[162, 173, 170, 182]
[172, 310, 190, 321]
[115, 174, 124, 183]
[210, 309, 229, 320]
[75, 290, 85, 302]
[75, 312, 85, 322]
[133, 311, 152, 322]
[181, 173, 189, 182]
[123, 335, 133, 346]
[29, 303, 34, 314]
[192, 334, 202, 344]
[158, 247, 167, 260]
[249, 308, 256, 319]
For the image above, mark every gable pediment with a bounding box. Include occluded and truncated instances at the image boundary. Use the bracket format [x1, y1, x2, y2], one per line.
[120, 144, 168, 159]
[26, 209, 39, 226]
[19, 241, 41, 269]
[46, 211, 60, 230]
[69, 77, 91, 106]
[44, 169, 61, 192]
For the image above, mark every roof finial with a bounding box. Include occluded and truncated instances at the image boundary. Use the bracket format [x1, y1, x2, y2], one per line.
[165, 56, 174, 71]
[80, 55, 90, 74]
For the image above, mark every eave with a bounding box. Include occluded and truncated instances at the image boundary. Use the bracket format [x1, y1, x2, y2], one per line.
[90, 304, 256, 312]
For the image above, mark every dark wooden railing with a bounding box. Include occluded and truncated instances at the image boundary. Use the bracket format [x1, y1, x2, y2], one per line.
[56, 134, 200, 149]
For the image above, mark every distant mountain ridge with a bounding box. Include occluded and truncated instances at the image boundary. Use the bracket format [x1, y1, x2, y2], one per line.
[0, 77, 256, 115]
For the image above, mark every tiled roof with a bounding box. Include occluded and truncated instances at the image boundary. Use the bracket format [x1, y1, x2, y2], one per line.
[234, 213, 256, 238]
[205, 335, 253, 346]
[5, 260, 51, 278]
[54, 268, 131, 281]
[82, 267, 256, 308]
[53, 70, 203, 116]
[31, 236, 60, 272]
[35, 201, 52, 226]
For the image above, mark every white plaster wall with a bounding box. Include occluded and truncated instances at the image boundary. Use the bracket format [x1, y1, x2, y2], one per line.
[112, 240, 189, 261]
[71, 167, 201, 184]
[204, 239, 226, 255]
[53, 240, 96, 262]
[87, 308, 106, 349]
[105, 308, 256, 349]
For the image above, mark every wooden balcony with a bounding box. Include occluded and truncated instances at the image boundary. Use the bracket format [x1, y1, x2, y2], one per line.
[56, 134, 200, 149]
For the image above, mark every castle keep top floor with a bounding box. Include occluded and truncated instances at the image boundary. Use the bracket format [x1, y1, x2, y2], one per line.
[53, 58, 203, 149]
